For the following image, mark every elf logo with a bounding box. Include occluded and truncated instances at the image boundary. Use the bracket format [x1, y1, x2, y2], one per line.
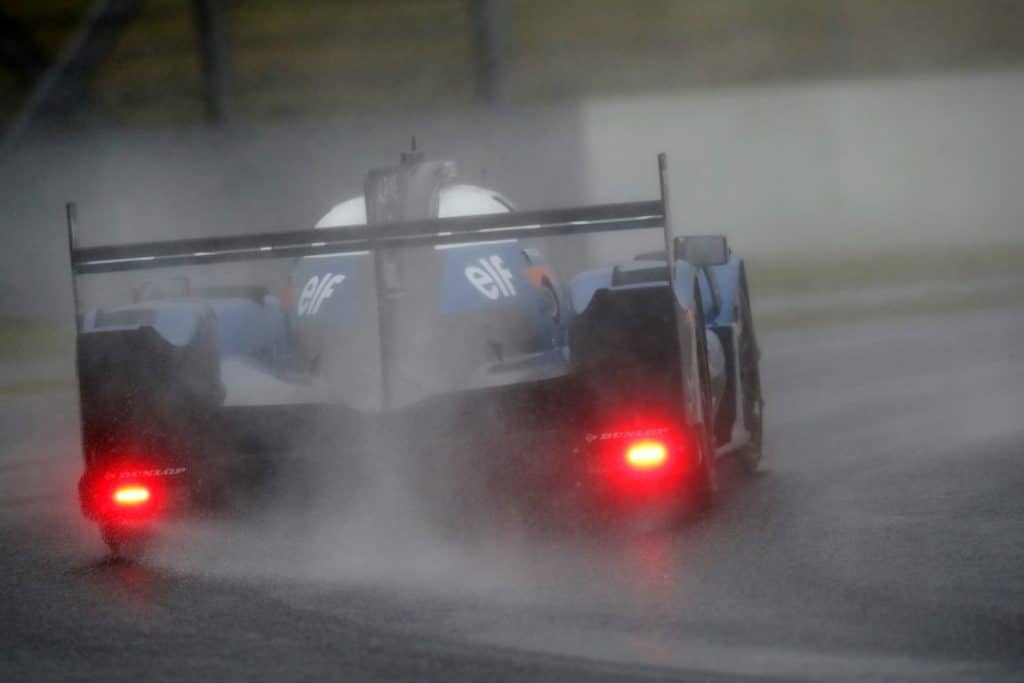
[298, 273, 346, 316]
[465, 255, 517, 300]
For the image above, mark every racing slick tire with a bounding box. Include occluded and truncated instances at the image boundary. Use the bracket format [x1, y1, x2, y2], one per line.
[688, 282, 717, 515]
[689, 422, 717, 515]
[735, 265, 763, 474]
[101, 524, 150, 560]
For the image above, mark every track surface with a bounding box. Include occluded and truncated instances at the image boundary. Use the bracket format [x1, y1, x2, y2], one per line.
[1, 307, 1022, 681]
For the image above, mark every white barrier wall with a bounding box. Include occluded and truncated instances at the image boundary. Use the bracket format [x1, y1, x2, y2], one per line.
[579, 68, 1024, 263]
[0, 105, 590, 318]
[2, 68, 1021, 318]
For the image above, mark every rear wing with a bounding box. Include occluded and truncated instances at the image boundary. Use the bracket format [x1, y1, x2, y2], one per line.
[66, 154, 681, 412]
[68, 154, 674, 274]
[67, 154, 680, 333]
[69, 200, 663, 275]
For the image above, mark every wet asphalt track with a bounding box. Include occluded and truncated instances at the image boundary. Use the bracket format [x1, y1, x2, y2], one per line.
[1, 305, 1022, 681]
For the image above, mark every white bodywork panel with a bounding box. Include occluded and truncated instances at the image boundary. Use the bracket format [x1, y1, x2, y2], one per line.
[221, 357, 329, 407]
[315, 184, 513, 228]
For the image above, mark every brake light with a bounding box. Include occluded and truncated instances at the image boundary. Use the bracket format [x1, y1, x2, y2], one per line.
[113, 485, 150, 506]
[625, 440, 668, 470]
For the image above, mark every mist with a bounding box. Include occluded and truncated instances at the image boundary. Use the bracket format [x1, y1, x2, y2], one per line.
[1, 2, 1023, 679]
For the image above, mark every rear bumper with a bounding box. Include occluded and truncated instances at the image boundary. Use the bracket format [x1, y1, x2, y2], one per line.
[78, 465, 193, 523]
[566, 456, 698, 516]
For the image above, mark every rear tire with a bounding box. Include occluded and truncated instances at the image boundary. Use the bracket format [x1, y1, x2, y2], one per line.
[101, 524, 149, 560]
[690, 421, 717, 514]
[736, 265, 763, 474]
[690, 286, 717, 513]
[738, 401, 763, 474]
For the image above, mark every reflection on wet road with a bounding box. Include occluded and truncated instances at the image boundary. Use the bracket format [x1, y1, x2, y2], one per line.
[2, 307, 1023, 680]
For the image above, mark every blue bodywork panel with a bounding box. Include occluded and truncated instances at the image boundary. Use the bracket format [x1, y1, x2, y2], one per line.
[699, 254, 743, 326]
[91, 238, 552, 410]
[570, 253, 744, 326]
[440, 244, 528, 313]
[78, 235, 740, 415]
[82, 296, 289, 370]
[289, 253, 363, 324]
[296, 239, 571, 409]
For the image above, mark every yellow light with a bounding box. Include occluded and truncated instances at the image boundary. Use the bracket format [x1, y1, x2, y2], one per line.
[113, 485, 150, 506]
[625, 440, 668, 470]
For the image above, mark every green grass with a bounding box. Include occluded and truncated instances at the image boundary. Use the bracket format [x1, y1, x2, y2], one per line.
[0, 317, 71, 360]
[747, 241, 1024, 294]
[749, 240, 1024, 330]
[0, 241, 1019, 396]
[756, 281, 1024, 333]
[0, 379, 74, 397]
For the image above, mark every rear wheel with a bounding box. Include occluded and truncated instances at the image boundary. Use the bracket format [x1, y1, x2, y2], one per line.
[738, 398, 763, 474]
[736, 266, 763, 474]
[689, 421, 717, 514]
[689, 285, 717, 513]
[101, 524, 149, 560]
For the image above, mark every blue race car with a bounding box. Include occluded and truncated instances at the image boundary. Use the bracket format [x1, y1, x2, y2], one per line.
[67, 152, 763, 553]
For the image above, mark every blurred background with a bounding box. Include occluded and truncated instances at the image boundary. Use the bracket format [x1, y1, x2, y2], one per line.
[0, 0, 1022, 348]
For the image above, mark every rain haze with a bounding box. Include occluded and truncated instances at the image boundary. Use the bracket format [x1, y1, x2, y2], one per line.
[1, 2, 1023, 681]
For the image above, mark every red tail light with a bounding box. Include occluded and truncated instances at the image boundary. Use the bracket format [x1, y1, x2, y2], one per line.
[625, 440, 669, 470]
[113, 485, 151, 507]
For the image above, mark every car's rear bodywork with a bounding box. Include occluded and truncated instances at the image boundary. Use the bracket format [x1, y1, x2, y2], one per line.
[66, 153, 762, 549]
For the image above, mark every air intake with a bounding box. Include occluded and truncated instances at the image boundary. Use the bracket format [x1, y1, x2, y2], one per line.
[611, 263, 670, 287]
